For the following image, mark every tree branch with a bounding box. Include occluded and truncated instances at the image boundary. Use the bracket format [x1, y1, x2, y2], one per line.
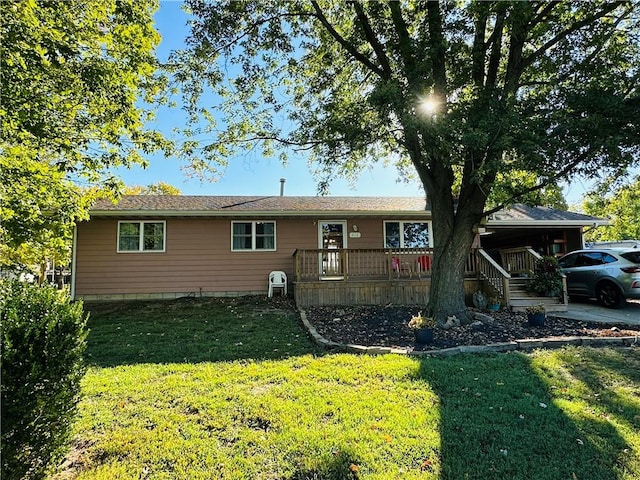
[426, 0, 447, 97]
[483, 147, 597, 216]
[522, 2, 624, 71]
[350, 1, 393, 79]
[388, 1, 418, 83]
[530, 1, 561, 27]
[471, 5, 488, 86]
[486, 3, 507, 88]
[309, 1, 386, 78]
[503, 4, 532, 96]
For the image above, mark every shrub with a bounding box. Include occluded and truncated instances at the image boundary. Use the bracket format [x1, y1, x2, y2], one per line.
[1, 281, 88, 480]
[527, 255, 564, 297]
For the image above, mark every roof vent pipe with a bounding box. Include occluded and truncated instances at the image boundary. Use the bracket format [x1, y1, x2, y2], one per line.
[280, 178, 286, 196]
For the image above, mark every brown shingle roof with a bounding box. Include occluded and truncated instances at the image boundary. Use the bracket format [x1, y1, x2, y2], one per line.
[90, 195, 607, 226]
[90, 195, 430, 216]
[487, 204, 606, 225]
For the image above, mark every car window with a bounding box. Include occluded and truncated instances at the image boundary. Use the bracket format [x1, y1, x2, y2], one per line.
[574, 252, 603, 267]
[558, 253, 578, 268]
[601, 253, 618, 264]
[620, 252, 640, 264]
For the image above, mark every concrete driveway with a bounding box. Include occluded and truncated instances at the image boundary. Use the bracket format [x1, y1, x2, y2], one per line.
[555, 299, 640, 326]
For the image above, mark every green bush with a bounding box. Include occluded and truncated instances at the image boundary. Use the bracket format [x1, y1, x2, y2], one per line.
[527, 255, 564, 297]
[1, 281, 88, 480]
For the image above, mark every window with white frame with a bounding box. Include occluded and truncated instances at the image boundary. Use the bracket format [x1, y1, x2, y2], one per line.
[384, 221, 431, 248]
[117, 221, 166, 252]
[232, 221, 276, 251]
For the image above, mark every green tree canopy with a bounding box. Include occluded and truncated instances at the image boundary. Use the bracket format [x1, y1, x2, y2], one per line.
[123, 182, 182, 195]
[583, 175, 640, 242]
[174, 0, 640, 321]
[1, 0, 170, 273]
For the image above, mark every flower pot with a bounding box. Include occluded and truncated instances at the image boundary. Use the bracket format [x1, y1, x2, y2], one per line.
[527, 312, 546, 327]
[488, 303, 500, 311]
[414, 327, 434, 344]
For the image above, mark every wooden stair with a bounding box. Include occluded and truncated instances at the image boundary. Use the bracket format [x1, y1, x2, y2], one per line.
[507, 277, 567, 312]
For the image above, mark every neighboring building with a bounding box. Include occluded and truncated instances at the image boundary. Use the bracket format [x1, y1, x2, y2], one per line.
[586, 240, 640, 249]
[72, 196, 607, 306]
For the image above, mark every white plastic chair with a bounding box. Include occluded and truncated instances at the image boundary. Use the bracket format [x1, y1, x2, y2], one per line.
[268, 271, 287, 297]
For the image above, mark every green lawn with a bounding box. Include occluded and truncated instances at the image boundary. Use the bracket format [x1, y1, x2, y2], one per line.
[53, 297, 639, 479]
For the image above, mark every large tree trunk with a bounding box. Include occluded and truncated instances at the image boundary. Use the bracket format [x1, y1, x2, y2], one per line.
[408, 158, 484, 324]
[424, 176, 483, 325]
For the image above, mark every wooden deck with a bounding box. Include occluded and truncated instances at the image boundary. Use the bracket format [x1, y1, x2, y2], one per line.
[292, 248, 480, 306]
[292, 247, 567, 310]
[293, 248, 478, 282]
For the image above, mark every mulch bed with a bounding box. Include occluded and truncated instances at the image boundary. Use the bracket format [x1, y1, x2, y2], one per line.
[303, 305, 640, 352]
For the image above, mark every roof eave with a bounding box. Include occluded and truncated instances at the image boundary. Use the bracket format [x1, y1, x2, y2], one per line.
[487, 219, 610, 227]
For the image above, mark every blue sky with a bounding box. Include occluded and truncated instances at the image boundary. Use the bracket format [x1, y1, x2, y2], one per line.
[112, 1, 598, 203]
[112, 1, 425, 197]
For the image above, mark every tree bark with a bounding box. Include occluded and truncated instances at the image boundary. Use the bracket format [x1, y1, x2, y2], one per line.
[425, 183, 479, 325]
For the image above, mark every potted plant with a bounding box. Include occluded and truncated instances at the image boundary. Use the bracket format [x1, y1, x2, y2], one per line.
[527, 256, 563, 297]
[487, 296, 501, 311]
[525, 304, 546, 327]
[408, 312, 436, 344]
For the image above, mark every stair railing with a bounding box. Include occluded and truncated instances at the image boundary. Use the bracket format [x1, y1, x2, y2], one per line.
[499, 246, 542, 276]
[476, 249, 511, 305]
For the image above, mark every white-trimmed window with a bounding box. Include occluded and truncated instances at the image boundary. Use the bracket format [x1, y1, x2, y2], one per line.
[117, 221, 166, 252]
[384, 221, 431, 248]
[232, 221, 276, 251]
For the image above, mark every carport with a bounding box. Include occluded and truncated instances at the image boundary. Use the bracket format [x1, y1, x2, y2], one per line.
[481, 204, 609, 259]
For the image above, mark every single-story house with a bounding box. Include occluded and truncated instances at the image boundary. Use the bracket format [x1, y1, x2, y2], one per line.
[71, 195, 607, 307]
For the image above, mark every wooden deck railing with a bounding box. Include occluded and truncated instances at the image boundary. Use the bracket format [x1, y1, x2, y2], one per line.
[499, 246, 541, 276]
[293, 248, 479, 282]
[292, 247, 568, 309]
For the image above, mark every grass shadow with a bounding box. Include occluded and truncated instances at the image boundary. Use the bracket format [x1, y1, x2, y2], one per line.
[83, 296, 321, 367]
[415, 350, 637, 479]
[287, 447, 361, 480]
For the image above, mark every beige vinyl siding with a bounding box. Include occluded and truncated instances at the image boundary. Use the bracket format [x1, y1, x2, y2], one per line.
[75, 217, 354, 297]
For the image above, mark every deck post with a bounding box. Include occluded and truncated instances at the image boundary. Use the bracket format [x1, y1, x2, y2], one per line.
[292, 249, 300, 282]
[502, 276, 510, 305]
[343, 250, 348, 280]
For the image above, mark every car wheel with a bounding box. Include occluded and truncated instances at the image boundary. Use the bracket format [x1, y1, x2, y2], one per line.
[596, 282, 624, 309]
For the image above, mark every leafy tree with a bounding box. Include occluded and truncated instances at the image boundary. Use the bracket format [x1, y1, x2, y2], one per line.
[488, 171, 567, 211]
[174, 1, 640, 322]
[0, 0, 170, 273]
[123, 182, 182, 195]
[583, 175, 640, 242]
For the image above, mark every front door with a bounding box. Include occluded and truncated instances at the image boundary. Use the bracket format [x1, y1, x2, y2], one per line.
[319, 221, 347, 278]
